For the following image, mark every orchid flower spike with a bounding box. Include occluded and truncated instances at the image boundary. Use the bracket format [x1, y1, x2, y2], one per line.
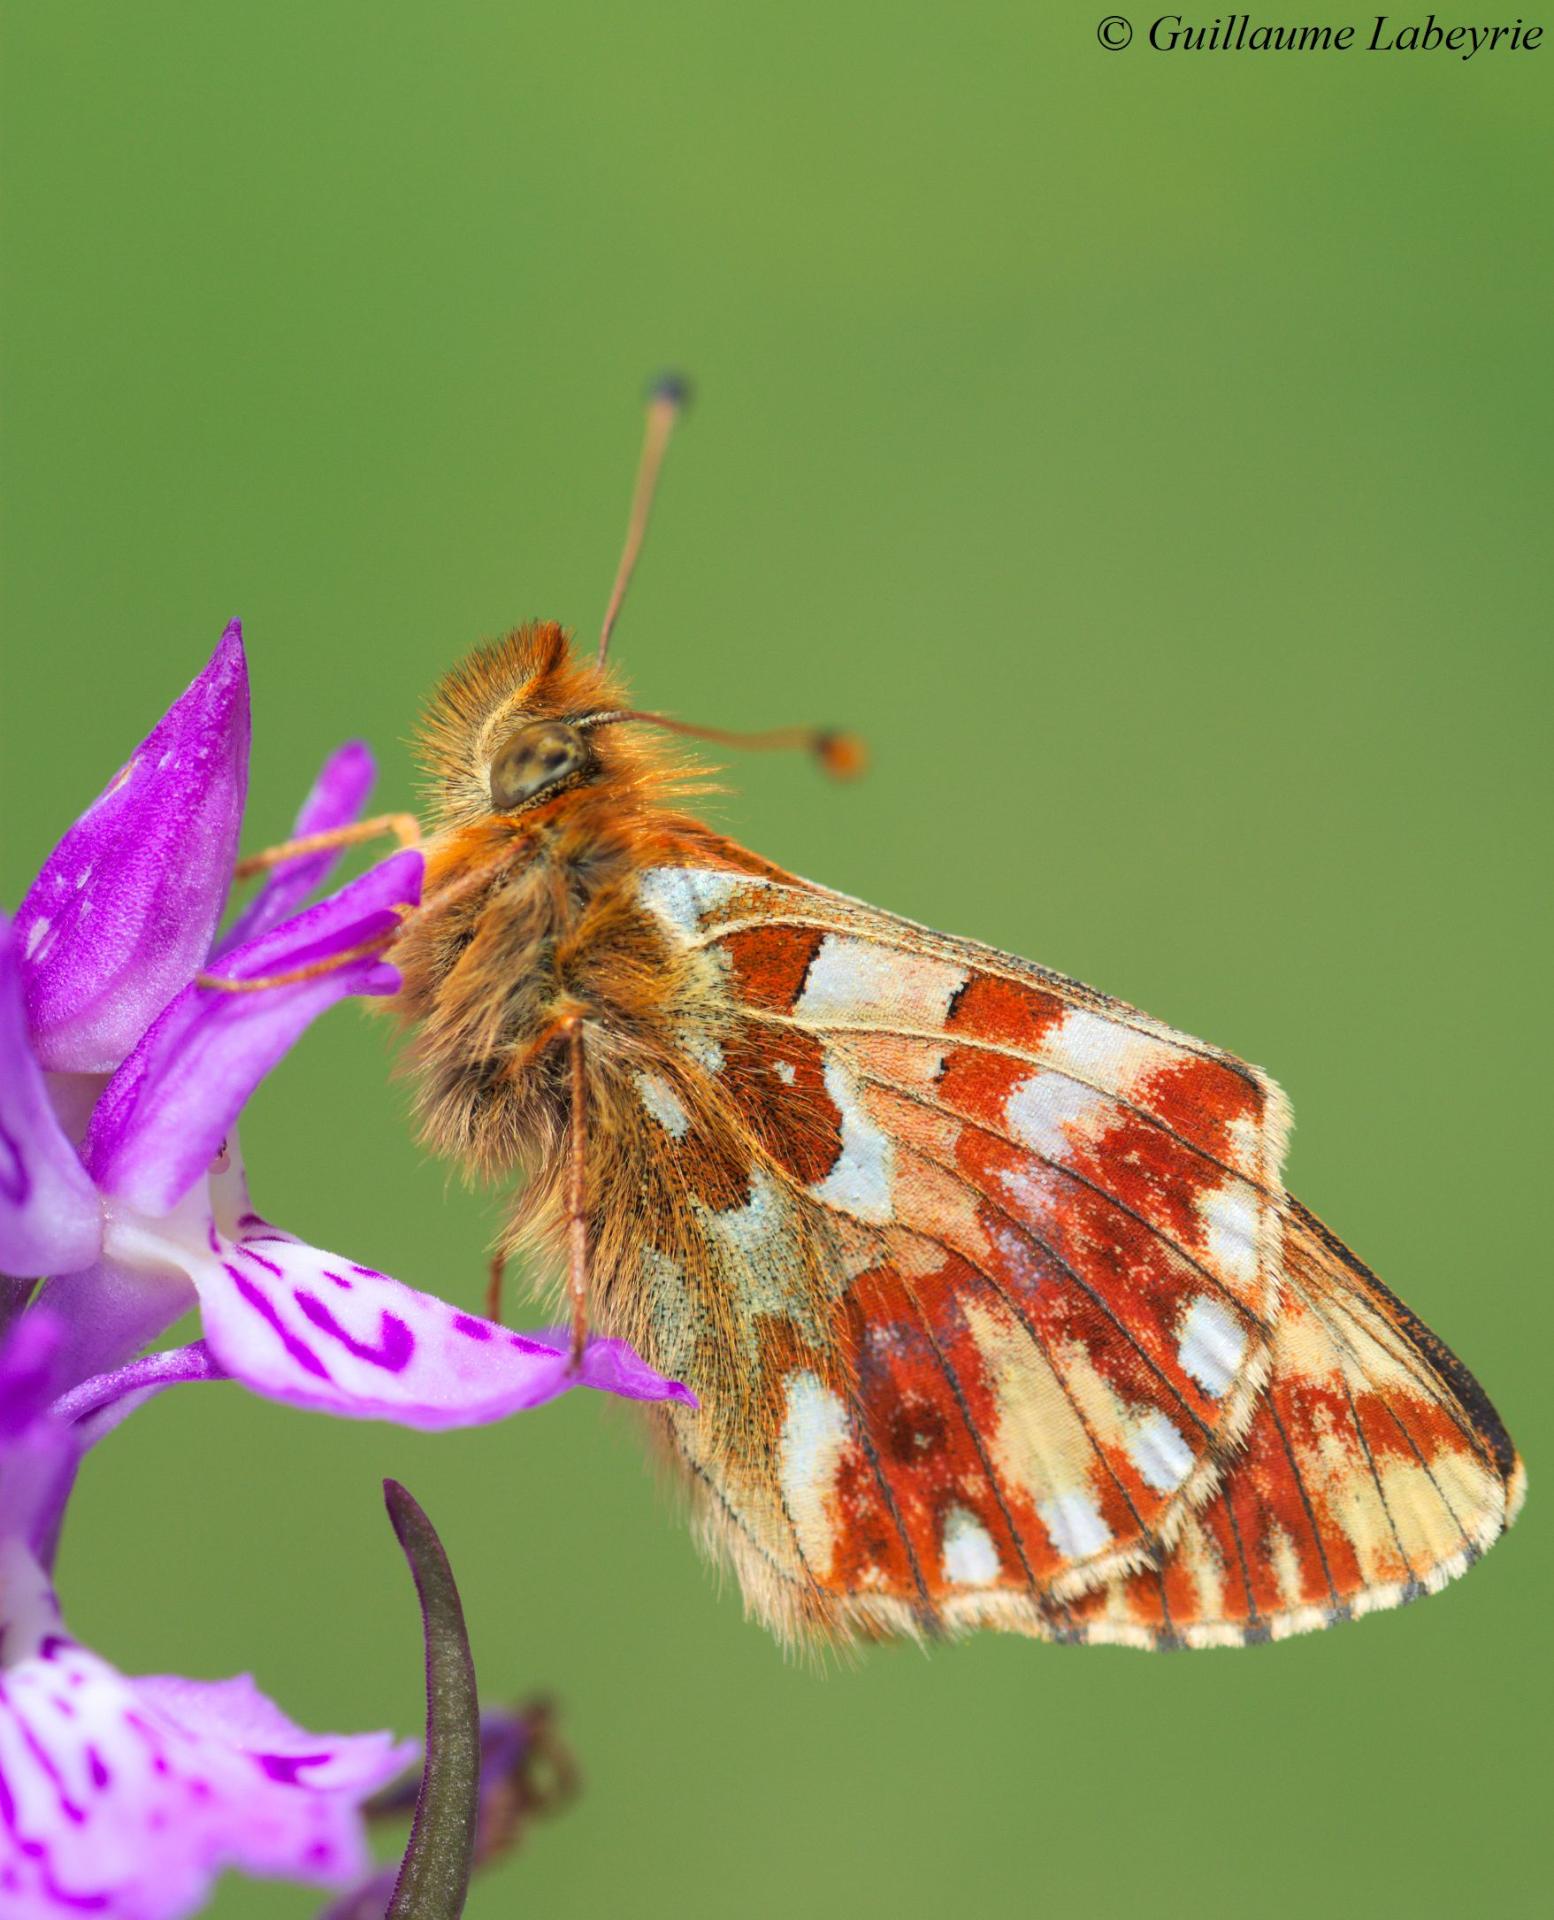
[0, 625, 694, 1434]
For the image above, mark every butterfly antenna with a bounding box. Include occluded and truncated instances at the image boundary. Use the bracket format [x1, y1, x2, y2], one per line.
[582, 709, 868, 781]
[597, 373, 690, 669]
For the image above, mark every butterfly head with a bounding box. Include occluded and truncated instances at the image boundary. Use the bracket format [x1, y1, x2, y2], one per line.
[417, 620, 675, 831]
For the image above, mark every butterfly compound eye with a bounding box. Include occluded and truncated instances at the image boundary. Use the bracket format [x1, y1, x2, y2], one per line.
[488, 720, 589, 812]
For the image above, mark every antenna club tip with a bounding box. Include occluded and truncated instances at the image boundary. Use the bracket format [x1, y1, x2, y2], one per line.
[814, 730, 869, 781]
[647, 370, 694, 412]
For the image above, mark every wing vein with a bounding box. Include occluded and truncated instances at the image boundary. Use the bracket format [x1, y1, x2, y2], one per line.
[743, 1005, 1274, 1203]
[1297, 1284, 1479, 1557]
[1220, 1488, 1263, 1630]
[692, 903, 1264, 1093]
[885, 1272, 1048, 1605]
[840, 1379, 938, 1621]
[1303, 1271, 1498, 1482]
[886, 1211, 1192, 1586]
[1265, 1396, 1343, 1612]
[669, 1427, 810, 1593]
[843, 1063, 1274, 1332]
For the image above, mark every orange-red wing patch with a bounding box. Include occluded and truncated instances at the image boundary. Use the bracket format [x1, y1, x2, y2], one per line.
[722, 924, 826, 1015]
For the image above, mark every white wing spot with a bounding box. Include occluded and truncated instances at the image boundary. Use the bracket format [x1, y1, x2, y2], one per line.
[637, 867, 739, 939]
[1177, 1295, 1247, 1398]
[634, 1071, 690, 1140]
[1198, 1182, 1260, 1287]
[1037, 1489, 1112, 1561]
[1044, 1008, 1176, 1093]
[986, 1217, 1045, 1286]
[707, 1166, 781, 1260]
[941, 1506, 1001, 1586]
[773, 1058, 797, 1085]
[1128, 1412, 1194, 1492]
[1005, 1072, 1105, 1160]
[779, 1372, 851, 1575]
[997, 1158, 1057, 1221]
[810, 1056, 894, 1223]
[796, 934, 968, 1027]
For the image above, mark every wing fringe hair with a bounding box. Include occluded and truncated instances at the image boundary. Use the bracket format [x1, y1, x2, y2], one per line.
[665, 1196, 1523, 1654]
[1054, 1200, 1524, 1649]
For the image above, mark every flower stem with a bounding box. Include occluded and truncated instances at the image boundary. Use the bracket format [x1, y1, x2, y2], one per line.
[383, 1480, 480, 1920]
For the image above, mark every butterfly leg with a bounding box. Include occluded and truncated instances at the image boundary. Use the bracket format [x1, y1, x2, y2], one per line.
[474, 1007, 590, 1354]
[234, 811, 422, 879]
[485, 1250, 507, 1325]
[197, 846, 497, 996]
[195, 914, 410, 993]
[564, 1014, 591, 1370]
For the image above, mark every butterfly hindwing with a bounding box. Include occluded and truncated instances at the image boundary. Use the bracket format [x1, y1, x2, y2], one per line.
[1063, 1201, 1524, 1647]
[622, 867, 1250, 1638]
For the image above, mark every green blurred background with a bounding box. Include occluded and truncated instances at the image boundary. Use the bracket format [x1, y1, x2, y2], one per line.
[2, 5, 1549, 1916]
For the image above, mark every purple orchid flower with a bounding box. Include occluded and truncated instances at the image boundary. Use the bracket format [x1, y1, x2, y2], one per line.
[0, 627, 692, 1916]
[0, 1309, 419, 1918]
[0, 624, 694, 1424]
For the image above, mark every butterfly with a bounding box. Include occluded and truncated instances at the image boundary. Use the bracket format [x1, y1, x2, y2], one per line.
[369, 382, 1521, 1651]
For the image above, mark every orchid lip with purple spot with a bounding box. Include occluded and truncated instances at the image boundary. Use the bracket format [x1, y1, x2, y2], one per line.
[0, 1316, 416, 1917]
[171, 1164, 697, 1427]
[0, 1641, 415, 1915]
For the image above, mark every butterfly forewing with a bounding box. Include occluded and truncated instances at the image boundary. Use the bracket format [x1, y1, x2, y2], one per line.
[624, 864, 1372, 1642]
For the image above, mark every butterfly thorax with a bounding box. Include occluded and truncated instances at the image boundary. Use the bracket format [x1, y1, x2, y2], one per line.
[390, 795, 642, 1169]
[388, 626, 846, 1445]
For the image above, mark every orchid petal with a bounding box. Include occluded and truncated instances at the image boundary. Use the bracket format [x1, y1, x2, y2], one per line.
[32, 1257, 197, 1410]
[216, 741, 377, 957]
[156, 1203, 694, 1429]
[0, 1634, 414, 1920]
[0, 1296, 207, 1572]
[55, 1342, 227, 1450]
[533, 1326, 703, 1404]
[17, 1311, 210, 1575]
[0, 919, 102, 1281]
[0, 1312, 64, 1442]
[83, 851, 423, 1216]
[16, 625, 251, 1074]
[0, 1315, 79, 1563]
